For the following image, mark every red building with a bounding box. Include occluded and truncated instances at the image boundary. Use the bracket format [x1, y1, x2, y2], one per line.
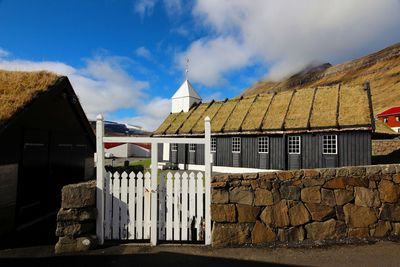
[377, 107, 400, 133]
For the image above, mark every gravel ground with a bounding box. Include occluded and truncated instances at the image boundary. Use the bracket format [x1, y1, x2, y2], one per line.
[0, 240, 399, 267]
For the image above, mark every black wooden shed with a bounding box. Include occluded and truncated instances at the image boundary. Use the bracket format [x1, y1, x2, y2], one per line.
[0, 70, 95, 246]
[154, 83, 376, 171]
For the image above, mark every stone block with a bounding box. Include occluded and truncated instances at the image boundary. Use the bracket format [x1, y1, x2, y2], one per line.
[260, 200, 289, 228]
[289, 203, 310, 226]
[305, 203, 335, 221]
[354, 187, 380, 208]
[334, 189, 354, 205]
[343, 203, 377, 228]
[305, 219, 336, 240]
[349, 166, 366, 177]
[56, 222, 95, 237]
[373, 220, 392, 237]
[277, 171, 294, 181]
[379, 204, 400, 221]
[259, 172, 277, 181]
[236, 204, 260, 223]
[211, 204, 236, 222]
[255, 189, 273, 206]
[348, 228, 369, 238]
[336, 168, 349, 177]
[243, 173, 258, 180]
[303, 177, 325, 187]
[212, 189, 229, 204]
[278, 226, 305, 242]
[259, 180, 272, 190]
[378, 180, 399, 203]
[212, 223, 252, 247]
[393, 174, 400, 184]
[279, 184, 301, 200]
[320, 168, 336, 178]
[382, 165, 396, 175]
[57, 208, 97, 222]
[321, 189, 336, 207]
[346, 177, 369, 188]
[61, 181, 96, 209]
[260, 206, 273, 226]
[365, 165, 382, 176]
[55, 236, 77, 254]
[392, 223, 400, 235]
[211, 181, 227, 188]
[301, 186, 321, 203]
[250, 180, 259, 190]
[336, 206, 345, 221]
[303, 169, 320, 178]
[323, 177, 346, 189]
[251, 221, 276, 244]
[229, 187, 254, 205]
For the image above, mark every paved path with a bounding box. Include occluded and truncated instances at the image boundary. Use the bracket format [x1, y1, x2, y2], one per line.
[0, 241, 400, 267]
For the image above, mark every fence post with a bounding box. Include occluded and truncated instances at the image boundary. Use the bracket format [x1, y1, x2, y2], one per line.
[204, 116, 212, 245]
[96, 114, 105, 245]
[150, 141, 158, 246]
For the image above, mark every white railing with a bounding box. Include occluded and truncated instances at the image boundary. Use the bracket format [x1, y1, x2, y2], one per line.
[95, 115, 212, 246]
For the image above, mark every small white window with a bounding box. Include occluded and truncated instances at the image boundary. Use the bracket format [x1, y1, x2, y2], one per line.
[232, 137, 241, 153]
[171, 143, 178, 151]
[258, 137, 269, 153]
[189, 144, 196, 152]
[323, 135, 337, 154]
[396, 116, 400, 122]
[383, 117, 388, 123]
[211, 137, 216, 153]
[288, 136, 301, 154]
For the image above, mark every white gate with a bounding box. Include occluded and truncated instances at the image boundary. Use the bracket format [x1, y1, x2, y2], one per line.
[95, 115, 212, 246]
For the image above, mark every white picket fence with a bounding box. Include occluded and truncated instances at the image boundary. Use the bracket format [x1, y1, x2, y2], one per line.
[96, 114, 212, 246]
[104, 170, 206, 242]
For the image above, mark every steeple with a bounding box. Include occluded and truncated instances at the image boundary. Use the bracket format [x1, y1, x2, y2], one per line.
[171, 59, 201, 113]
[171, 79, 201, 113]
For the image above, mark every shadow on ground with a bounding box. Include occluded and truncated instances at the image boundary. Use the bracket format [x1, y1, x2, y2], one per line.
[0, 251, 295, 267]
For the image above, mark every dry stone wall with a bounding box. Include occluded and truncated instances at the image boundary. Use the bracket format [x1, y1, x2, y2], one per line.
[211, 164, 400, 247]
[55, 180, 97, 254]
[372, 140, 400, 156]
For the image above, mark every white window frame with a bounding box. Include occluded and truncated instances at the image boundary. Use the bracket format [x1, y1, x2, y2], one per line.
[288, 136, 301, 154]
[396, 116, 400, 122]
[322, 135, 338, 155]
[189, 143, 196, 152]
[383, 117, 388, 123]
[171, 143, 178, 152]
[211, 137, 216, 153]
[232, 137, 241, 153]
[258, 137, 269, 154]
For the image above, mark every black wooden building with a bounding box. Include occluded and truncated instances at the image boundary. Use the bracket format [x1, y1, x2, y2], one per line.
[154, 84, 375, 171]
[0, 70, 95, 246]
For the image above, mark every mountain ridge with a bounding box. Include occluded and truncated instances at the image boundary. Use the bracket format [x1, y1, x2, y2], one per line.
[241, 43, 400, 114]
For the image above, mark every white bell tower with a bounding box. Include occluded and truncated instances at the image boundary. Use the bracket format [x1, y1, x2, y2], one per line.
[171, 59, 201, 113]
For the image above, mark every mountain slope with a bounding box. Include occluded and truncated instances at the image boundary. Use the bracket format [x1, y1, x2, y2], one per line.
[242, 43, 400, 114]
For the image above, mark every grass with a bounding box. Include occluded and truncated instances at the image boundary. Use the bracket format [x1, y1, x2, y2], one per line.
[223, 96, 256, 132]
[0, 70, 59, 126]
[310, 85, 339, 128]
[262, 90, 293, 130]
[284, 87, 315, 129]
[129, 159, 151, 168]
[241, 94, 273, 131]
[338, 84, 371, 126]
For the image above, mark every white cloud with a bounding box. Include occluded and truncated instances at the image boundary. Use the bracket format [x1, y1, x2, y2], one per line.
[134, 0, 157, 17]
[163, 0, 183, 17]
[180, 0, 400, 84]
[0, 53, 168, 131]
[0, 47, 10, 58]
[135, 46, 152, 60]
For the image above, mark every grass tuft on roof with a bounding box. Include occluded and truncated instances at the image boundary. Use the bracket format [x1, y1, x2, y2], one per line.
[166, 108, 196, 134]
[310, 85, 339, 128]
[191, 101, 223, 133]
[0, 70, 59, 126]
[211, 99, 238, 132]
[285, 88, 315, 129]
[223, 96, 256, 132]
[153, 113, 179, 135]
[374, 119, 399, 135]
[241, 94, 273, 131]
[262, 91, 293, 130]
[177, 103, 210, 134]
[338, 84, 371, 126]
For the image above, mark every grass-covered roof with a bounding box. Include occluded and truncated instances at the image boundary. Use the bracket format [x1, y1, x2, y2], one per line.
[154, 84, 375, 136]
[0, 70, 60, 127]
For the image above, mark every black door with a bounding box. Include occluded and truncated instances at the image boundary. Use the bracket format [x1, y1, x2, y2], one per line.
[287, 136, 302, 170]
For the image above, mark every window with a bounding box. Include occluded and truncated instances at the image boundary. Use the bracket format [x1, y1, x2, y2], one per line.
[396, 116, 400, 122]
[189, 144, 196, 152]
[171, 143, 178, 151]
[211, 137, 216, 153]
[322, 135, 337, 154]
[288, 136, 301, 154]
[258, 137, 269, 153]
[384, 117, 388, 123]
[232, 137, 241, 153]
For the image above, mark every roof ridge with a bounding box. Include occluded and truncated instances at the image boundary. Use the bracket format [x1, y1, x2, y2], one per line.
[259, 92, 276, 130]
[306, 87, 318, 129]
[239, 95, 258, 132]
[364, 81, 376, 131]
[187, 100, 214, 134]
[220, 98, 241, 133]
[282, 90, 296, 130]
[335, 84, 341, 129]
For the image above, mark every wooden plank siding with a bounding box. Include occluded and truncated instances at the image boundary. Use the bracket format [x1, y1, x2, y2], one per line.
[168, 131, 371, 170]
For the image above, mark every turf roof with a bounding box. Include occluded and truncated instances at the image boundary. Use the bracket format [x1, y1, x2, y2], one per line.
[0, 70, 60, 127]
[154, 84, 375, 136]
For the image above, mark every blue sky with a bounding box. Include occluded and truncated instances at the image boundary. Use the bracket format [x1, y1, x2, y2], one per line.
[1, 0, 400, 130]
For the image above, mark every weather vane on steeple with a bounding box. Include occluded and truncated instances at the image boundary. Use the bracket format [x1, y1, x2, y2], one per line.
[185, 58, 189, 80]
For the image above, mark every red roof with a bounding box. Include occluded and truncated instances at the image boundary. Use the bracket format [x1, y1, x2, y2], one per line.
[104, 142, 151, 150]
[377, 107, 400, 117]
